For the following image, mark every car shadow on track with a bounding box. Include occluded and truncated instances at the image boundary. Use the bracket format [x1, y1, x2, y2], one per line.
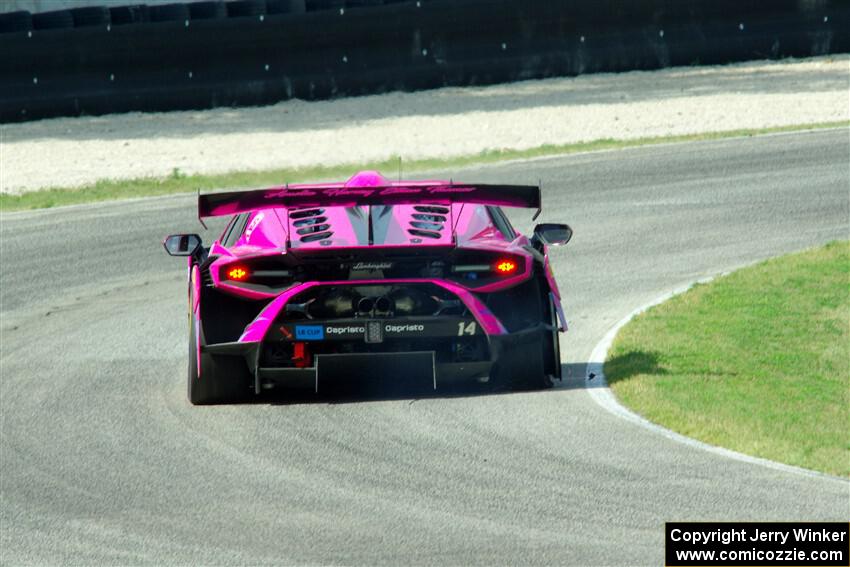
[263, 363, 590, 406]
[600, 350, 666, 386]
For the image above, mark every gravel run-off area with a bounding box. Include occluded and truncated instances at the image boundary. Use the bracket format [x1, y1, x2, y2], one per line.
[1, 55, 848, 194]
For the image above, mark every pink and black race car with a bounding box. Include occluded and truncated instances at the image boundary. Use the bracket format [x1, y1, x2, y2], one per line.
[164, 171, 572, 405]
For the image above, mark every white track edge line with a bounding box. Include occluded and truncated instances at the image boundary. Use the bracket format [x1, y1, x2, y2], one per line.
[583, 273, 848, 484]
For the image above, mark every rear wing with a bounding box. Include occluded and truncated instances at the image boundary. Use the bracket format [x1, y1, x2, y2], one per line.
[198, 183, 542, 219]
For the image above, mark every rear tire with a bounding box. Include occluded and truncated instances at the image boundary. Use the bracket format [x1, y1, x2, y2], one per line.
[506, 340, 552, 391]
[188, 314, 248, 405]
[492, 280, 558, 391]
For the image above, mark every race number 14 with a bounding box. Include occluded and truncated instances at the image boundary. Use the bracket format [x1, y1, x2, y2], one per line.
[457, 321, 477, 336]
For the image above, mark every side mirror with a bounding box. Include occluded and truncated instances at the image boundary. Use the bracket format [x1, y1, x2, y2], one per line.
[163, 234, 202, 256]
[532, 223, 573, 247]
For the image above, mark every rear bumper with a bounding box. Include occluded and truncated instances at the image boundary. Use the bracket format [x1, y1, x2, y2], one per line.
[198, 277, 559, 395]
[202, 325, 545, 394]
[257, 357, 493, 392]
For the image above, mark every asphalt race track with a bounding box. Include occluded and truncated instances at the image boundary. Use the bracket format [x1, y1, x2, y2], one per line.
[1, 129, 848, 565]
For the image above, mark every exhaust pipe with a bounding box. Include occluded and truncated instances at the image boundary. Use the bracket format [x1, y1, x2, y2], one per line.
[357, 297, 375, 315]
[356, 296, 394, 316]
[374, 296, 393, 315]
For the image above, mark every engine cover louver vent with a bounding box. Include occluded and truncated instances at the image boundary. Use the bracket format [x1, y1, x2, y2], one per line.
[291, 208, 333, 243]
[413, 205, 449, 214]
[410, 221, 443, 231]
[408, 228, 442, 239]
[293, 216, 328, 227]
[408, 205, 447, 239]
[297, 224, 331, 235]
[290, 208, 324, 219]
[300, 232, 333, 242]
[412, 213, 446, 223]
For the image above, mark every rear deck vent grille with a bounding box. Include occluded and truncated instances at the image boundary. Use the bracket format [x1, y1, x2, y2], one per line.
[408, 205, 446, 236]
[297, 224, 331, 235]
[290, 208, 324, 219]
[412, 213, 446, 223]
[410, 221, 443, 231]
[414, 205, 449, 214]
[300, 231, 333, 242]
[291, 208, 333, 243]
[408, 229, 442, 239]
[293, 216, 328, 227]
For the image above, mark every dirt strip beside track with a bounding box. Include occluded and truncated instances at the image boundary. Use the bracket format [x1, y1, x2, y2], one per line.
[1, 56, 848, 193]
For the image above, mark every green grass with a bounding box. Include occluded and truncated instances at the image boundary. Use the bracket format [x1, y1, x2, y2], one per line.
[2, 121, 847, 212]
[605, 241, 850, 477]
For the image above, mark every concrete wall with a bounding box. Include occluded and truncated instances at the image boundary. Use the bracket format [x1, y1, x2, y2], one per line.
[2, 0, 847, 122]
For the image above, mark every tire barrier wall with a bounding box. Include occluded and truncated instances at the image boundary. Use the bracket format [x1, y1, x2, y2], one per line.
[1, 0, 847, 123]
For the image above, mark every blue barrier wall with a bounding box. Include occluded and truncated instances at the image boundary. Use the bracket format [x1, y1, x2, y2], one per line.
[1, 0, 847, 123]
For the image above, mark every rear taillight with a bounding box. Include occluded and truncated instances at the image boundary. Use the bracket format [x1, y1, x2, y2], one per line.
[449, 255, 523, 286]
[226, 266, 249, 281]
[494, 259, 517, 275]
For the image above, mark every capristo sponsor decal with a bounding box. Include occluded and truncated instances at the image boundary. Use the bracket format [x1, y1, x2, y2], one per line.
[326, 325, 366, 335]
[385, 324, 426, 333]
